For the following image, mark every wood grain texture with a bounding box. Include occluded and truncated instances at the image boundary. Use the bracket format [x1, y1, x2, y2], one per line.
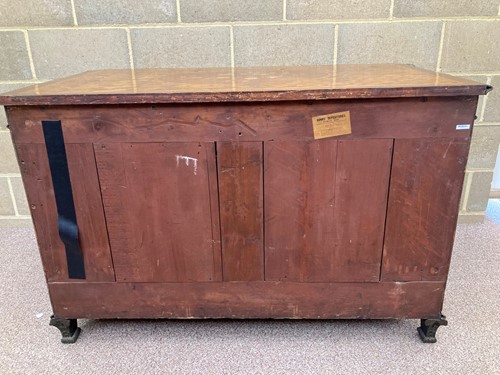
[0, 65, 489, 106]
[7, 96, 478, 144]
[48, 281, 446, 319]
[217, 142, 264, 281]
[381, 138, 470, 282]
[331, 139, 393, 280]
[264, 139, 392, 282]
[15, 143, 114, 282]
[94, 142, 222, 282]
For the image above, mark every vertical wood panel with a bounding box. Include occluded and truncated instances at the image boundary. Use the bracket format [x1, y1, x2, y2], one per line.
[16, 144, 64, 281]
[94, 142, 220, 282]
[333, 139, 393, 281]
[265, 139, 392, 282]
[217, 142, 264, 281]
[381, 138, 470, 281]
[93, 143, 129, 279]
[264, 140, 337, 282]
[15, 143, 115, 282]
[67, 144, 115, 280]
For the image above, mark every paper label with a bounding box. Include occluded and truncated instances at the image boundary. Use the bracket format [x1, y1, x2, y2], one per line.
[312, 111, 351, 140]
[456, 124, 471, 130]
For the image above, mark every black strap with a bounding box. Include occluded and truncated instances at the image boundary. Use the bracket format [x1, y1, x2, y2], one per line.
[42, 120, 86, 279]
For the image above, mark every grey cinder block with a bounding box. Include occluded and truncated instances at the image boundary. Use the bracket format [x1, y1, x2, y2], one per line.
[10, 177, 29, 216]
[287, 0, 390, 20]
[233, 24, 335, 67]
[131, 27, 231, 68]
[337, 22, 442, 70]
[483, 76, 500, 122]
[74, 0, 177, 25]
[0, 178, 15, 216]
[394, 0, 499, 18]
[468, 126, 500, 170]
[440, 21, 500, 73]
[466, 171, 494, 211]
[0, 0, 73, 26]
[0, 132, 19, 174]
[181, 0, 282, 22]
[0, 31, 32, 80]
[29, 29, 130, 80]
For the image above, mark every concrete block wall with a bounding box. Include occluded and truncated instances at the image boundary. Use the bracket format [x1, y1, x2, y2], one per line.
[0, 0, 499, 225]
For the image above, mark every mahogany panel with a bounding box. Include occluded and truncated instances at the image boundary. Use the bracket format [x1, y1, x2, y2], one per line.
[94, 142, 221, 282]
[264, 139, 392, 282]
[15, 143, 114, 282]
[217, 142, 264, 281]
[381, 138, 470, 281]
[7, 96, 477, 144]
[49, 281, 445, 320]
[332, 139, 393, 280]
[0, 65, 489, 106]
[264, 140, 337, 282]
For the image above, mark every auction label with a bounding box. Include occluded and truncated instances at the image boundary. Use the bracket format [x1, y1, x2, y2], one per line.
[312, 111, 351, 140]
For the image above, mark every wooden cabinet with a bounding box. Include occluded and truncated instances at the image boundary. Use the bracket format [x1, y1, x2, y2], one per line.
[0, 65, 490, 343]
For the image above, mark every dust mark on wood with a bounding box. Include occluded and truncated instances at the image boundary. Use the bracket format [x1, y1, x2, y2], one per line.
[176, 155, 198, 175]
[442, 140, 453, 159]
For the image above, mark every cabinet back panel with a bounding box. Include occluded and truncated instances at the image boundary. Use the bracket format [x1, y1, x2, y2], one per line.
[15, 143, 115, 282]
[382, 138, 469, 281]
[217, 142, 264, 281]
[264, 139, 393, 282]
[7, 97, 476, 144]
[94, 142, 222, 282]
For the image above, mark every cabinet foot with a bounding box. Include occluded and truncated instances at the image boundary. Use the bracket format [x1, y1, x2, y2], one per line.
[417, 314, 448, 343]
[49, 315, 81, 344]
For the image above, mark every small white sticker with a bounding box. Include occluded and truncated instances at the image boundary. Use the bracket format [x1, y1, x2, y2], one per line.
[456, 124, 471, 130]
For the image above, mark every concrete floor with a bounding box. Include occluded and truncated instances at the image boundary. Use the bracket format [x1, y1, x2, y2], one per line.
[0, 201, 499, 375]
